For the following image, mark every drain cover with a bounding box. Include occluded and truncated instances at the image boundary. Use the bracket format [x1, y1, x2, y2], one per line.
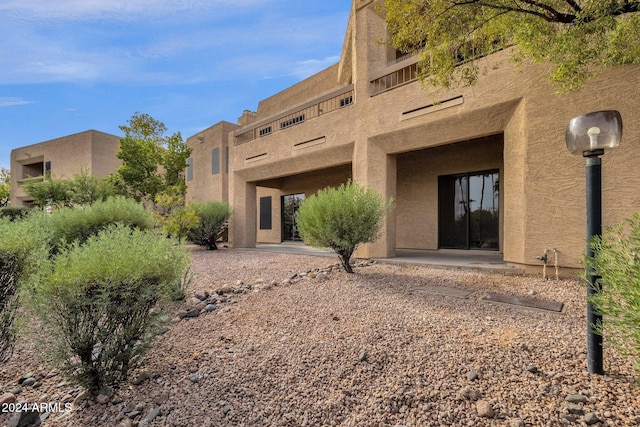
[481, 292, 564, 312]
[409, 286, 474, 299]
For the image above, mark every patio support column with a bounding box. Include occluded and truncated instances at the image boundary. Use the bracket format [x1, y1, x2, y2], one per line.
[230, 174, 257, 248]
[353, 138, 397, 258]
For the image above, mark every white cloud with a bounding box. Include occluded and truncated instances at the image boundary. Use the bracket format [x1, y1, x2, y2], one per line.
[0, 97, 34, 107]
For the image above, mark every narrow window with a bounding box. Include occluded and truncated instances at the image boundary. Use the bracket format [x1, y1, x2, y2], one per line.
[211, 147, 220, 175]
[186, 157, 193, 181]
[259, 196, 272, 230]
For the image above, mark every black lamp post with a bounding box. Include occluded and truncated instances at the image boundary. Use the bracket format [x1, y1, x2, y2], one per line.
[565, 110, 623, 375]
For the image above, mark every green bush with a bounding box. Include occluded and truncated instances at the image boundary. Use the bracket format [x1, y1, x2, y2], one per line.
[29, 225, 190, 391]
[0, 206, 30, 222]
[187, 201, 231, 250]
[0, 216, 48, 362]
[295, 180, 393, 273]
[589, 212, 640, 370]
[45, 196, 153, 252]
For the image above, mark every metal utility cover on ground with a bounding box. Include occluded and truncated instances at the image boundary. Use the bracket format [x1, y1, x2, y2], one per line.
[481, 292, 564, 312]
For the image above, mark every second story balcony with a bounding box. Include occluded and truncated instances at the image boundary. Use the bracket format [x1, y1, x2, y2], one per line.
[234, 85, 355, 145]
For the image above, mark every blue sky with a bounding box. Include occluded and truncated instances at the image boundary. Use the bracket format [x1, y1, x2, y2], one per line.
[0, 0, 351, 170]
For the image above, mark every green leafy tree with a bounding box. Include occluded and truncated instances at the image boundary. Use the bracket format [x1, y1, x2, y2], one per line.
[23, 177, 73, 209]
[589, 212, 640, 370]
[187, 201, 232, 250]
[295, 181, 394, 273]
[0, 168, 9, 207]
[383, 0, 640, 92]
[116, 113, 192, 202]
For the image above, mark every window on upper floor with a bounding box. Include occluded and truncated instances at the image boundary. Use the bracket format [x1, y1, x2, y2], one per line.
[211, 147, 220, 175]
[186, 157, 193, 182]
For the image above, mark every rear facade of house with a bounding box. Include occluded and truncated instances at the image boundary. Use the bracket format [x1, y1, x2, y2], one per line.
[188, 0, 640, 274]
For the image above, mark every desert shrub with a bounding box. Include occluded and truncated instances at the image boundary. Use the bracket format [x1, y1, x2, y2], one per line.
[45, 196, 153, 252]
[29, 225, 190, 391]
[0, 206, 30, 222]
[0, 217, 48, 362]
[187, 201, 231, 250]
[296, 181, 393, 273]
[589, 212, 640, 370]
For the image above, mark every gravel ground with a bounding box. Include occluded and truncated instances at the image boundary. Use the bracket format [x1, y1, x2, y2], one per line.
[1, 247, 639, 427]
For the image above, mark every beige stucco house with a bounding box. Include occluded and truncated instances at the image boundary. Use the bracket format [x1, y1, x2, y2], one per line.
[191, 0, 639, 274]
[10, 130, 121, 206]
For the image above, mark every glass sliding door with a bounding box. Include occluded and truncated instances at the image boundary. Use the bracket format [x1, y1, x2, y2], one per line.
[281, 193, 305, 241]
[439, 170, 499, 250]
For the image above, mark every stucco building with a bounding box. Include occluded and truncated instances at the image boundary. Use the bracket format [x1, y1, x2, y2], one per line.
[187, 0, 640, 274]
[10, 130, 121, 206]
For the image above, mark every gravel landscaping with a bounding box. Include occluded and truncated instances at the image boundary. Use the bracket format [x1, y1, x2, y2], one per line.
[1, 247, 639, 426]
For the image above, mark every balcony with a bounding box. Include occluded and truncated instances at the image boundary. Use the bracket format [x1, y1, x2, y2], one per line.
[370, 55, 420, 96]
[235, 85, 354, 145]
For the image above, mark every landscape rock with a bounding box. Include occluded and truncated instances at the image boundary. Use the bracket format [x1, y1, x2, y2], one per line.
[584, 412, 600, 425]
[0, 392, 16, 405]
[466, 371, 479, 381]
[476, 400, 494, 418]
[7, 410, 39, 427]
[566, 393, 588, 404]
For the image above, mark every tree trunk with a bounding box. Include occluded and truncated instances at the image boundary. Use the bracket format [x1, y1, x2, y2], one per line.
[336, 247, 355, 273]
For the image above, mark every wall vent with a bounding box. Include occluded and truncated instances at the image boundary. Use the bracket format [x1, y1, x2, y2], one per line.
[401, 96, 464, 121]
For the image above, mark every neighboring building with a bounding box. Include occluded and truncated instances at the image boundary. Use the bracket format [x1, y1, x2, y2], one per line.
[10, 130, 121, 206]
[185, 121, 237, 205]
[188, 0, 639, 274]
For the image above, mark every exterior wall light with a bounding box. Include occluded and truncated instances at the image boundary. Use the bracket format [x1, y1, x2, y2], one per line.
[565, 110, 623, 375]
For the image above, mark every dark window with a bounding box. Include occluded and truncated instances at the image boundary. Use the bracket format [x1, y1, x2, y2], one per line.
[280, 114, 305, 129]
[259, 126, 272, 136]
[259, 196, 272, 230]
[340, 96, 353, 107]
[186, 157, 193, 182]
[44, 161, 51, 177]
[211, 147, 220, 175]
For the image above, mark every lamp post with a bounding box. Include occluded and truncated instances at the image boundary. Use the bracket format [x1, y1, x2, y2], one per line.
[565, 110, 623, 375]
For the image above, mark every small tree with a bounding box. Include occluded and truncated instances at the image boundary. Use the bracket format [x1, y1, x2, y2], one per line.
[29, 225, 190, 391]
[23, 177, 73, 209]
[187, 201, 231, 250]
[295, 181, 393, 273]
[589, 212, 640, 370]
[116, 113, 192, 203]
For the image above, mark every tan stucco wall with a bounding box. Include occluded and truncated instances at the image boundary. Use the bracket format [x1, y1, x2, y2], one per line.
[256, 65, 340, 117]
[185, 121, 237, 205]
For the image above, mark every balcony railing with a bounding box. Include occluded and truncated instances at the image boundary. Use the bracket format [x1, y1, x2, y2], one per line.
[370, 55, 420, 96]
[235, 85, 354, 145]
